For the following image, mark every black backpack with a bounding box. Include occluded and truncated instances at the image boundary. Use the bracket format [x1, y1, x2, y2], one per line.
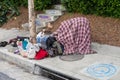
[46, 36, 56, 49]
[46, 36, 64, 57]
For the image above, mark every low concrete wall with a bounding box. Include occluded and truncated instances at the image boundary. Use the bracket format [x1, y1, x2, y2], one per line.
[0, 49, 35, 73]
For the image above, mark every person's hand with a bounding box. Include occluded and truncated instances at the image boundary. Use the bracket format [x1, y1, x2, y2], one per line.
[47, 23, 53, 29]
[42, 29, 46, 32]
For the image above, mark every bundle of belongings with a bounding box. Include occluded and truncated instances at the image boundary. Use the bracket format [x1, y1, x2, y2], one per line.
[2, 17, 95, 60]
[7, 31, 64, 60]
[35, 30, 64, 58]
[8, 36, 49, 60]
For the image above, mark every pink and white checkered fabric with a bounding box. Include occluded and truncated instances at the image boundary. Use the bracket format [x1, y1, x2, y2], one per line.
[53, 17, 94, 55]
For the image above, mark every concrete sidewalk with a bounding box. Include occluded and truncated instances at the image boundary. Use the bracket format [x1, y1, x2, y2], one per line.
[0, 43, 120, 80]
[0, 28, 120, 80]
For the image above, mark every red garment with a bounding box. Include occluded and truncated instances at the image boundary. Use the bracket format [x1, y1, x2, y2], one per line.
[35, 49, 48, 60]
[53, 17, 94, 55]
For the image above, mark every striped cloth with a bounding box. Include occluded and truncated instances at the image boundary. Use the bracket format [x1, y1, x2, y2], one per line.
[53, 17, 94, 55]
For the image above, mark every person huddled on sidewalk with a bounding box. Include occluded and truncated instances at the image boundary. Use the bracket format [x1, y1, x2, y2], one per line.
[51, 17, 95, 55]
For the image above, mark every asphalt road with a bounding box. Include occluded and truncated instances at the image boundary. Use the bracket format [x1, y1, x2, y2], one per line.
[0, 72, 15, 80]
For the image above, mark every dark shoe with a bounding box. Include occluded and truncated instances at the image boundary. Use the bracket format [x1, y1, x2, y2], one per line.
[0, 41, 8, 47]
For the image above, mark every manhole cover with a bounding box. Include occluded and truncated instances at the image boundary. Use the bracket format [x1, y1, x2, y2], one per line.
[87, 64, 117, 79]
[59, 54, 84, 61]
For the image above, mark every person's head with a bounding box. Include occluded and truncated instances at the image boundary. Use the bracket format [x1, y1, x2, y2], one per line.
[40, 22, 53, 34]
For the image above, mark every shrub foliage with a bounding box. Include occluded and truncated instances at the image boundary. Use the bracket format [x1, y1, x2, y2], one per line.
[0, 0, 20, 26]
[61, 0, 120, 18]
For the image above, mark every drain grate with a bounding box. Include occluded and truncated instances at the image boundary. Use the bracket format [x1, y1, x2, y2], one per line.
[33, 64, 80, 80]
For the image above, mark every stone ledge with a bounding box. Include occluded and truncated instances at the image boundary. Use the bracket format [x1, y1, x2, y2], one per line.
[0, 48, 35, 73]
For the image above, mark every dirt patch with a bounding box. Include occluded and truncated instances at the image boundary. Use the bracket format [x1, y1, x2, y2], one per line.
[2, 7, 28, 29]
[2, 7, 120, 46]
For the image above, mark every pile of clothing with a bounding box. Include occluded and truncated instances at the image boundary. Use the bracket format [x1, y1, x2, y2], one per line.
[6, 32, 64, 60]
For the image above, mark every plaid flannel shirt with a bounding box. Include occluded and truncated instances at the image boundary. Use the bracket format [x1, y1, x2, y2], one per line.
[53, 17, 94, 55]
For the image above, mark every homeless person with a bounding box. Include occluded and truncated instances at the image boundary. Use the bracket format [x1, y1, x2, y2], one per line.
[52, 17, 95, 55]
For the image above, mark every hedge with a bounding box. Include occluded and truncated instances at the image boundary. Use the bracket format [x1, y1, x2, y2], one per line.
[61, 0, 120, 18]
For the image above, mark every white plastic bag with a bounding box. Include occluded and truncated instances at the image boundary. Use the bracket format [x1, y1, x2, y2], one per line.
[26, 41, 40, 59]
